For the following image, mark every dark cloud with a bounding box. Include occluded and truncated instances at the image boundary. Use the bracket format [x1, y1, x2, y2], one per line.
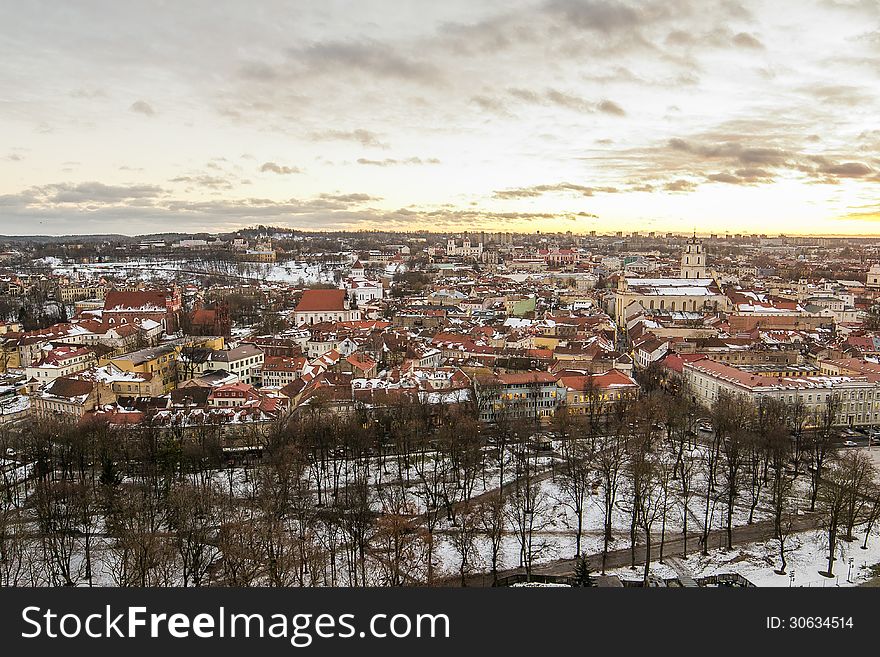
[544, 0, 644, 33]
[289, 40, 441, 84]
[705, 168, 773, 185]
[664, 179, 697, 192]
[664, 138, 790, 165]
[494, 182, 618, 199]
[545, 89, 593, 112]
[0, 183, 592, 235]
[470, 95, 498, 110]
[129, 100, 155, 116]
[309, 129, 389, 149]
[259, 161, 302, 175]
[707, 172, 740, 184]
[507, 87, 623, 115]
[732, 32, 764, 49]
[665, 30, 695, 46]
[734, 167, 774, 181]
[356, 157, 440, 166]
[29, 182, 166, 204]
[170, 175, 234, 190]
[318, 193, 382, 203]
[598, 99, 626, 115]
[604, 120, 879, 194]
[508, 88, 544, 104]
[470, 95, 510, 114]
[821, 161, 873, 177]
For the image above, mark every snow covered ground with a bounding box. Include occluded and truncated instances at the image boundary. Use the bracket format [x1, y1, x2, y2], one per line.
[41, 257, 340, 286]
[602, 524, 880, 588]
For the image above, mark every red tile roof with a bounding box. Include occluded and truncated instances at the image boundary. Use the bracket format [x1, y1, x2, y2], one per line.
[660, 353, 708, 374]
[296, 289, 347, 312]
[497, 372, 558, 385]
[558, 369, 639, 390]
[262, 355, 307, 372]
[104, 290, 169, 312]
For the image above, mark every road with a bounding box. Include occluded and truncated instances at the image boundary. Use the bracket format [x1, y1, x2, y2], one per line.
[441, 510, 823, 587]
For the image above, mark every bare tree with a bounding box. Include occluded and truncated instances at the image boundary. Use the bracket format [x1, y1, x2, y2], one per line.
[555, 428, 593, 557]
[105, 483, 177, 587]
[785, 397, 809, 475]
[34, 479, 86, 586]
[596, 430, 625, 574]
[775, 506, 797, 575]
[216, 502, 263, 586]
[166, 482, 221, 586]
[703, 391, 750, 553]
[841, 450, 875, 542]
[676, 443, 697, 557]
[476, 494, 506, 585]
[635, 455, 665, 584]
[505, 441, 550, 578]
[373, 484, 425, 586]
[449, 501, 481, 586]
[860, 481, 880, 550]
[657, 456, 673, 564]
[809, 393, 842, 511]
[338, 474, 374, 587]
[721, 425, 749, 550]
[817, 455, 854, 577]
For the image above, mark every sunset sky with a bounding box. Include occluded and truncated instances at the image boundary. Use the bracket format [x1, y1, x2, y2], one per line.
[1, 0, 880, 236]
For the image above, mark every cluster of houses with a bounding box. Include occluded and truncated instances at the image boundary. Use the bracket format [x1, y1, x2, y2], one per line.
[1, 229, 880, 436]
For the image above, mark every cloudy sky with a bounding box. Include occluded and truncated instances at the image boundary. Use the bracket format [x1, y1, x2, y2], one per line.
[1, 0, 880, 236]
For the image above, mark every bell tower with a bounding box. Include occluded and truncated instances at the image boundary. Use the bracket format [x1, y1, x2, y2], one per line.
[681, 232, 707, 279]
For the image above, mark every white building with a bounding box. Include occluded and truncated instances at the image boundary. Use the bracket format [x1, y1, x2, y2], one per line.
[867, 264, 880, 289]
[26, 346, 97, 384]
[683, 357, 880, 428]
[446, 237, 484, 259]
[293, 289, 362, 326]
[343, 277, 384, 305]
[179, 344, 264, 385]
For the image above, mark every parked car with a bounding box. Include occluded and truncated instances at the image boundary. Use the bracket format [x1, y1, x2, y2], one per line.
[843, 440, 858, 447]
[698, 422, 713, 433]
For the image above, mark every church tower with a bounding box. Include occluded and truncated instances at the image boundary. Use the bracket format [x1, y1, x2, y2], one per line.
[680, 233, 707, 279]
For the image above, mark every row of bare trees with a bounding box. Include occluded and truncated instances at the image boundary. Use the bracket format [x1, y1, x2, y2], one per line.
[2, 375, 880, 586]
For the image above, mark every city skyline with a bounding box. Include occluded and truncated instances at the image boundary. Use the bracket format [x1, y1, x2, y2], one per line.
[2, 0, 880, 236]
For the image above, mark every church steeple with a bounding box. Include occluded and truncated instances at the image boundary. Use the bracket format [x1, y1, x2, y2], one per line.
[681, 233, 707, 279]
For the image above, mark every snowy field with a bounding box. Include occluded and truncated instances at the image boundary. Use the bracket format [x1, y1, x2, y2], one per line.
[36, 257, 339, 286]
[604, 524, 880, 588]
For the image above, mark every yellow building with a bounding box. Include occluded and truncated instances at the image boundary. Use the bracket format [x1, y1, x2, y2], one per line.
[611, 239, 730, 325]
[93, 364, 166, 399]
[0, 339, 20, 372]
[0, 322, 22, 335]
[110, 336, 224, 392]
[532, 336, 561, 350]
[58, 284, 106, 304]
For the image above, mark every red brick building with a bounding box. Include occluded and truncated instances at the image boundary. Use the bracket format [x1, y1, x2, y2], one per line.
[188, 300, 231, 336]
[103, 287, 182, 333]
